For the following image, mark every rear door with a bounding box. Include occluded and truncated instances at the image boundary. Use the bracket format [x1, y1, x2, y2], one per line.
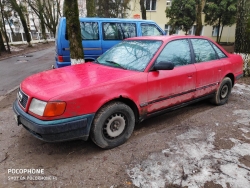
[147, 39, 196, 114]
[101, 22, 137, 53]
[190, 39, 224, 98]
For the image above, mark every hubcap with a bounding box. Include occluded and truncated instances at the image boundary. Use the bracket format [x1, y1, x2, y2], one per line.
[103, 113, 126, 139]
[221, 84, 228, 99]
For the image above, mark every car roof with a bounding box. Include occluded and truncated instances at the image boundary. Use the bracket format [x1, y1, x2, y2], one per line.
[125, 35, 215, 42]
[61, 17, 157, 23]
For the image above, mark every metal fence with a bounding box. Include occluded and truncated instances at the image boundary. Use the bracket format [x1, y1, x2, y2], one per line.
[5, 32, 55, 44]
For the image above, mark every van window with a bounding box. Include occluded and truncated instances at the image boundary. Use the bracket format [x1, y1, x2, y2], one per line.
[141, 24, 163, 36]
[80, 22, 99, 40]
[103, 22, 136, 40]
[65, 22, 99, 40]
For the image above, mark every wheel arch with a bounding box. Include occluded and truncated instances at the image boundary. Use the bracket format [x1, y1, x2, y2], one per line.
[224, 73, 235, 87]
[94, 96, 140, 123]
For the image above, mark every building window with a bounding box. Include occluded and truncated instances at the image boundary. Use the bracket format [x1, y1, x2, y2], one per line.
[166, 0, 171, 7]
[212, 26, 219, 37]
[165, 24, 169, 35]
[188, 26, 197, 35]
[146, 0, 156, 11]
[164, 24, 179, 35]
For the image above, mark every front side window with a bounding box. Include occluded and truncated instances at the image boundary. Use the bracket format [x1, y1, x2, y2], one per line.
[141, 24, 163, 36]
[156, 39, 191, 67]
[97, 40, 162, 71]
[103, 22, 136, 40]
[146, 0, 156, 10]
[80, 22, 99, 40]
[191, 39, 218, 63]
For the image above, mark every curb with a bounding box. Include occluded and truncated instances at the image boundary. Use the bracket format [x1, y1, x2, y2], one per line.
[0, 86, 19, 102]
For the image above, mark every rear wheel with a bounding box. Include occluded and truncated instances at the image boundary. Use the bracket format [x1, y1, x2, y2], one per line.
[211, 77, 232, 105]
[90, 102, 135, 149]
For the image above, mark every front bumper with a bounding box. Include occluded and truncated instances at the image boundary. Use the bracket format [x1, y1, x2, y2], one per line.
[13, 100, 95, 142]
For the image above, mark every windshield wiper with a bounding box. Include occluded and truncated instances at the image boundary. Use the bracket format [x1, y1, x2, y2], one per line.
[105, 60, 126, 70]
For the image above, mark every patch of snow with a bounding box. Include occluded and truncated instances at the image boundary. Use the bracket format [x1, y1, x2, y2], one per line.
[71, 58, 85, 65]
[232, 83, 250, 95]
[127, 129, 250, 188]
[239, 128, 250, 133]
[233, 110, 250, 126]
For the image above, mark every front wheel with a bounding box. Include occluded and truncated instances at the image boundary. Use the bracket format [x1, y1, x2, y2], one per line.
[90, 102, 135, 149]
[211, 77, 232, 105]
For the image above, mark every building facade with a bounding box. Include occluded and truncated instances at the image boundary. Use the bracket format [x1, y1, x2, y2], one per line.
[127, 0, 236, 43]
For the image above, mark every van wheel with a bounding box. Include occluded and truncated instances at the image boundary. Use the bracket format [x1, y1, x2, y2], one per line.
[211, 77, 232, 105]
[90, 102, 135, 149]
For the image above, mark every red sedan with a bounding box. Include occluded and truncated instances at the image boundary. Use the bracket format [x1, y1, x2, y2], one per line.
[13, 36, 243, 149]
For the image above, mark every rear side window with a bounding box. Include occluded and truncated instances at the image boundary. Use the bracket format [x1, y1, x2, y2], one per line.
[103, 22, 136, 40]
[141, 24, 163, 36]
[80, 22, 99, 40]
[210, 42, 227, 59]
[191, 39, 218, 63]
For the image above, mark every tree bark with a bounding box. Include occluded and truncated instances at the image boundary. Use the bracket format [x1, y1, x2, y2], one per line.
[86, 0, 95, 17]
[235, 0, 248, 53]
[63, 0, 84, 65]
[37, 0, 47, 43]
[140, 0, 146, 20]
[218, 25, 224, 43]
[0, 30, 6, 54]
[216, 17, 221, 43]
[195, 0, 202, 36]
[0, 1, 10, 53]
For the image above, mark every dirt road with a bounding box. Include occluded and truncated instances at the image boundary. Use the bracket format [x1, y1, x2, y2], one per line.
[0, 78, 250, 188]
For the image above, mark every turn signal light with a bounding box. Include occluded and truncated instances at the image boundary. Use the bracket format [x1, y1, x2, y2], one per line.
[43, 102, 66, 117]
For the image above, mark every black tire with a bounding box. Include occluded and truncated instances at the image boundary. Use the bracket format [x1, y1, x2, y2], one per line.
[211, 77, 232, 105]
[90, 102, 135, 149]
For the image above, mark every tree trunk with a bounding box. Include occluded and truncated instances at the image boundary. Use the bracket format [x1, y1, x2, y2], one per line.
[218, 25, 224, 43]
[0, 30, 6, 54]
[86, 0, 95, 17]
[140, 0, 146, 20]
[235, 0, 250, 76]
[235, 0, 247, 53]
[0, 1, 10, 53]
[38, 0, 47, 43]
[63, 0, 84, 65]
[195, 0, 202, 36]
[10, 0, 32, 46]
[216, 17, 221, 43]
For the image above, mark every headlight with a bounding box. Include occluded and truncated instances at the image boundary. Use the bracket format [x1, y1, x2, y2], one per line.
[29, 98, 47, 116]
[29, 98, 66, 117]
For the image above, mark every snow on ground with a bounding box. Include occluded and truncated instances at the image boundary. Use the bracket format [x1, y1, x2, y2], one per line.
[232, 83, 250, 95]
[127, 84, 250, 188]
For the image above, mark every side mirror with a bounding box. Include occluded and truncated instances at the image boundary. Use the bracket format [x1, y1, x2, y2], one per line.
[153, 61, 174, 70]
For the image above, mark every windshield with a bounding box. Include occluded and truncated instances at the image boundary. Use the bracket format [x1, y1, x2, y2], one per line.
[96, 40, 162, 71]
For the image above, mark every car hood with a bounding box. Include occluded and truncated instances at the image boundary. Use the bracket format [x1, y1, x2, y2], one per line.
[21, 63, 139, 101]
